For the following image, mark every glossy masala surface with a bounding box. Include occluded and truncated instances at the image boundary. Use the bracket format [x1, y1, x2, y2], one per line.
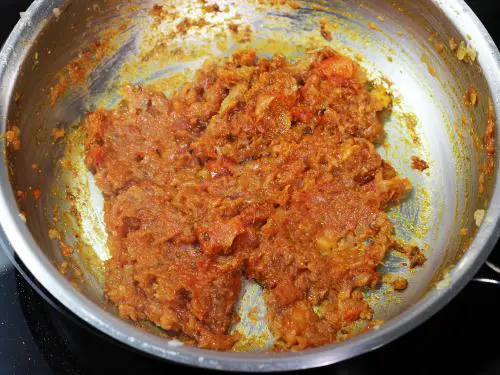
[85, 48, 410, 350]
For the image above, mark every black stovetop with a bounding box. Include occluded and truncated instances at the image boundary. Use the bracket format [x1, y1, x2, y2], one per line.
[1, 1, 500, 374]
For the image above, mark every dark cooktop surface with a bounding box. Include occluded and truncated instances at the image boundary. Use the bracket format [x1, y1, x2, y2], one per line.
[1, 1, 500, 374]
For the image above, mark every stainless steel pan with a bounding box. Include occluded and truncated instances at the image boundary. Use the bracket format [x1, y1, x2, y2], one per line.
[1, 0, 500, 371]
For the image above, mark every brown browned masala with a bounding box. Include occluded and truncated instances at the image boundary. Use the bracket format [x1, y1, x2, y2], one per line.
[85, 48, 412, 350]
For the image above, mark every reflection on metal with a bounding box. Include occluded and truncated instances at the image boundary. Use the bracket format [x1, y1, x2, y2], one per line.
[473, 278, 500, 286]
[473, 261, 500, 286]
[486, 261, 500, 275]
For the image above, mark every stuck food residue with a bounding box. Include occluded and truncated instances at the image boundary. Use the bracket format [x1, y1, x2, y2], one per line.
[456, 40, 477, 63]
[464, 86, 479, 107]
[382, 274, 408, 291]
[85, 47, 418, 350]
[411, 155, 429, 171]
[49, 37, 113, 106]
[479, 99, 496, 194]
[319, 18, 333, 41]
[474, 209, 485, 227]
[5, 126, 21, 150]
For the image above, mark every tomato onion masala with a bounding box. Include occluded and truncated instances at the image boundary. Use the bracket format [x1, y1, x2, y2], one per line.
[84, 48, 415, 350]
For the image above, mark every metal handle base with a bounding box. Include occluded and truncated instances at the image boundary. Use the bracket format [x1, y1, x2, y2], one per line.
[473, 261, 500, 286]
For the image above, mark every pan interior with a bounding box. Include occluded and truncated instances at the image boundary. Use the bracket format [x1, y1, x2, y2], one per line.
[4, 0, 493, 352]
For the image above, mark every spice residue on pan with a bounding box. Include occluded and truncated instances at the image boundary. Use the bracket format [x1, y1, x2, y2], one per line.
[421, 54, 436, 77]
[83, 47, 426, 351]
[254, 0, 303, 10]
[455, 40, 477, 64]
[411, 155, 429, 171]
[474, 209, 485, 227]
[57, 241, 85, 289]
[394, 243, 427, 269]
[4, 125, 21, 151]
[479, 99, 496, 195]
[51, 127, 65, 142]
[464, 86, 479, 107]
[367, 21, 379, 31]
[320, 18, 333, 41]
[45, 222, 85, 287]
[382, 274, 408, 291]
[59, 125, 110, 277]
[449, 37, 458, 52]
[49, 37, 115, 106]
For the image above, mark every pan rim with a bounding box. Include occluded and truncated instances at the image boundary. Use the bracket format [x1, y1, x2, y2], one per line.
[1, 0, 500, 371]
